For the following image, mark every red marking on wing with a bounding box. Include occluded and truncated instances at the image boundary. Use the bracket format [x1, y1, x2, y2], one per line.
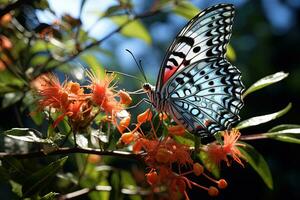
[196, 125, 203, 130]
[205, 120, 212, 126]
[163, 66, 178, 84]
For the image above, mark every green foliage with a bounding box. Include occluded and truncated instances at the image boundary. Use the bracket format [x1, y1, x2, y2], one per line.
[243, 71, 289, 98]
[3, 128, 52, 144]
[198, 151, 220, 178]
[22, 157, 67, 197]
[266, 124, 300, 144]
[110, 16, 152, 44]
[172, 1, 200, 19]
[238, 143, 273, 189]
[236, 103, 292, 130]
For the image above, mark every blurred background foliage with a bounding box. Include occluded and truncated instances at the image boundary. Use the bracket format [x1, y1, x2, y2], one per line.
[0, 0, 299, 199]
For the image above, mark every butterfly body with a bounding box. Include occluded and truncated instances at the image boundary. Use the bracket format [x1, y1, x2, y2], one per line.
[145, 4, 244, 138]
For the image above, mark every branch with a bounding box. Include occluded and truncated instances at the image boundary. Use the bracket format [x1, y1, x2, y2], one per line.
[41, 9, 160, 74]
[0, 147, 142, 160]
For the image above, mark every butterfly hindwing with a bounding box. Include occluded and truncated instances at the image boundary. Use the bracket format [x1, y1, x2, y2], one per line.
[156, 4, 235, 90]
[163, 58, 244, 138]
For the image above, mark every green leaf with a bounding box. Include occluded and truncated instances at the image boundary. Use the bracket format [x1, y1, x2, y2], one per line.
[80, 53, 105, 78]
[103, 5, 124, 17]
[238, 143, 273, 189]
[2, 128, 52, 144]
[236, 103, 292, 130]
[110, 171, 121, 200]
[198, 151, 220, 178]
[265, 125, 300, 144]
[0, 70, 24, 94]
[22, 157, 68, 197]
[2, 91, 23, 108]
[173, 1, 199, 19]
[1, 157, 27, 175]
[9, 180, 22, 197]
[173, 135, 195, 147]
[243, 71, 289, 98]
[110, 15, 152, 44]
[40, 192, 59, 200]
[121, 170, 137, 187]
[227, 44, 236, 61]
[120, 170, 142, 200]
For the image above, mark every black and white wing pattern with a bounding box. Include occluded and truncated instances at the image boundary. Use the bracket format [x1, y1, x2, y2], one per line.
[155, 4, 244, 138]
[156, 4, 235, 90]
[162, 58, 244, 138]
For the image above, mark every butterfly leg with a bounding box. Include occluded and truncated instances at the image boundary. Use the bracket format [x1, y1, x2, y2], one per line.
[126, 98, 151, 110]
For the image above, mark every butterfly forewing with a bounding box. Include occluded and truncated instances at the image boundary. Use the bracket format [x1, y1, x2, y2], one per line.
[156, 4, 235, 90]
[149, 4, 244, 138]
[163, 58, 244, 138]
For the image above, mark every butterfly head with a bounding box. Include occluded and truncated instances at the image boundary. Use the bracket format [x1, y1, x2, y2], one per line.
[142, 83, 155, 93]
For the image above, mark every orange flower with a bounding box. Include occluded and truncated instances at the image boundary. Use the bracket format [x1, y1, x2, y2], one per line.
[0, 35, 12, 50]
[137, 136, 193, 167]
[206, 129, 245, 167]
[33, 73, 93, 128]
[33, 73, 69, 110]
[88, 71, 122, 114]
[0, 13, 12, 26]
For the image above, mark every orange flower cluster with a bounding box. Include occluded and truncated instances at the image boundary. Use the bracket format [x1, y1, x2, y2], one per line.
[119, 109, 238, 199]
[32, 72, 131, 131]
[204, 129, 245, 167]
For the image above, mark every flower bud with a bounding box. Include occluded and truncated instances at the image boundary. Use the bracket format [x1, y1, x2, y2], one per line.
[208, 186, 219, 197]
[137, 108, 152, 124]
[118, 90, 132, 105]
[146, 171, 159, 185]
[118, 116, 131, 133]
[193, 163, 204, 176]
[121, 132, 134, 144]
[218, 179, 228, 189]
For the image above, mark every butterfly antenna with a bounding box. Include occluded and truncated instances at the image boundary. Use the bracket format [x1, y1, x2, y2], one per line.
[126, 49, 148, 82]
[106, 70, 144, 84]
[138, 59, 148, 82]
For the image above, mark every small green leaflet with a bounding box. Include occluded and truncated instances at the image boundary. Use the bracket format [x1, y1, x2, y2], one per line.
[243, 71, 289, 98]
[236, 103, 292, 130]
[238, 143, 273, 189]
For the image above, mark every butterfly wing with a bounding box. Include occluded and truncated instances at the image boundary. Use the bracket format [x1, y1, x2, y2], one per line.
[162, 58, 244, 138]
[156, 4, 235, 90]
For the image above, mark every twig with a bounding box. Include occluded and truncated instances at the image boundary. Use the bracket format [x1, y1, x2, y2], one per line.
[41, 9, 160, 74]
[0, 147, 142, 160]
[239, 133, 268, 140]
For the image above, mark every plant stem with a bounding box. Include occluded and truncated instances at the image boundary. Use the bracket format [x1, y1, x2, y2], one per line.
[239, 133, 268, 140]
[0, 147, 142, 160]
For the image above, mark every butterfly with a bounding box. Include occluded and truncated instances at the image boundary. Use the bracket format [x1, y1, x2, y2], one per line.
[143, 4, 244, 139]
